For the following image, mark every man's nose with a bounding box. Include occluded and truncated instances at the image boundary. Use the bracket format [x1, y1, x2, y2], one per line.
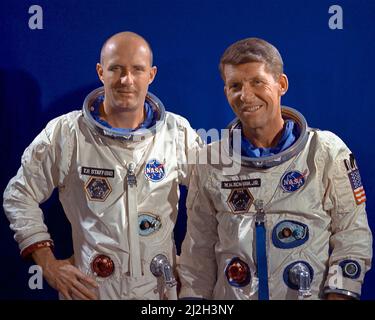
[121, 72, 134, 85]
[240, 84, 255, 103]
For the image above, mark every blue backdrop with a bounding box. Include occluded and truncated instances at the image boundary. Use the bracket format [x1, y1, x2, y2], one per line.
[1, 0, 374, 299]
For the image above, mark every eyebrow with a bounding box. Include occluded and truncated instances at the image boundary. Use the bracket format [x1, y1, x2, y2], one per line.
[227, 75, 266, 84]
[107, 64, 122, 68]
[107, 63, 147, 69]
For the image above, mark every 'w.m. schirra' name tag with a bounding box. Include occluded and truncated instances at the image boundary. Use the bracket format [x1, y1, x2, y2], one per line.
[221, 179, 261, 189]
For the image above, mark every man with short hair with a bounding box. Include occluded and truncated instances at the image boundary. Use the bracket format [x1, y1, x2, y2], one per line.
[3, 31, 201, 300]
[178, 37, 372, 300]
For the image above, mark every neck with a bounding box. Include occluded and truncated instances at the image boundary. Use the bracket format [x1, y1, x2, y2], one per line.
[243, 118, 285, 148]
[100, 102, 145, 129]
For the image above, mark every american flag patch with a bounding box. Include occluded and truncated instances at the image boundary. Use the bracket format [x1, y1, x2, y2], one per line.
[345, 154, 366, 205]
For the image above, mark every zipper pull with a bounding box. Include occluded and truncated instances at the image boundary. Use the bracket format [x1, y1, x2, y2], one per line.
[254, 199, 265, 225]
[126, 162, 137, 187]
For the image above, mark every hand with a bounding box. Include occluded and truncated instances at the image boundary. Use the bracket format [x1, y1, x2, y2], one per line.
[32, 248, 99, 300]
[326, 293, 353, 300]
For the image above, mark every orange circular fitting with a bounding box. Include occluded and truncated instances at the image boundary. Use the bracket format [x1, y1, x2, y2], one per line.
[92, 254, 114, 277]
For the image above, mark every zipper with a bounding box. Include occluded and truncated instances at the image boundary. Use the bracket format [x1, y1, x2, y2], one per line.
[254, 199, 265, 225]
[126, 162, 137, 187]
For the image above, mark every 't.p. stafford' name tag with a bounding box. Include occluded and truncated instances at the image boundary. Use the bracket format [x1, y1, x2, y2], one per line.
[221, 179, 261, 189]
[81, 167, 115, 178]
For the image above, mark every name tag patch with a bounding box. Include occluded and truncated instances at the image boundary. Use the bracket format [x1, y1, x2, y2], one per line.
[221, 179, 261, 189]
[81, 166, 115, 178]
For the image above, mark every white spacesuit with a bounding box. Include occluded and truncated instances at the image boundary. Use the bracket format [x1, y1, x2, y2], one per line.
[178, 107, 372, 300]
[3, 87, 201, 299]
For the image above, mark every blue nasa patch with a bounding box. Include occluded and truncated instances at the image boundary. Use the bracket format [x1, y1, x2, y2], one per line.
[144, 159, 166, 182]
[280, 170, 306, 192]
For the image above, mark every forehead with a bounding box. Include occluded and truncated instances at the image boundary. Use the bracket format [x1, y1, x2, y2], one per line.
[103, 41, 151, 66]
[223, 62, 272, 82]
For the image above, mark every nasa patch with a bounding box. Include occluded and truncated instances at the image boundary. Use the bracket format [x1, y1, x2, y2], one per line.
[280, 170, 306, 193]
[144, 159, 166, 182]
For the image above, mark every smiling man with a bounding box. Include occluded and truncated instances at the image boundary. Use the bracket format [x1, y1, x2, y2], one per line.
[3, 31, 202, 300]
[223, 61, 287, 150]
[178, 37, 372, 300]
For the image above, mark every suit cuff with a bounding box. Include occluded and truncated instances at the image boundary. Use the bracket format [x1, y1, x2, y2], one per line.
[323, 287, 360, 300]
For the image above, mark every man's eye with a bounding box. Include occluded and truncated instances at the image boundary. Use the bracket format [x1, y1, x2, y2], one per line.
[109, 66, 120, 71]
[230, 84, 240, 90]
[134, 66, 145, 72]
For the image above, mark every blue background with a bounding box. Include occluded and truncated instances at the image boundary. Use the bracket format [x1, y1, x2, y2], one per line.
[0, 0, 374, 299]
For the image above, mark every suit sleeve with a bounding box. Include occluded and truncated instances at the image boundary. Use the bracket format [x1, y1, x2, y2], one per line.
[323, 140, 372, 299]
[178, 165, 218, 299]
[175, 116, 203, 187]
[3, 115, 73, 255]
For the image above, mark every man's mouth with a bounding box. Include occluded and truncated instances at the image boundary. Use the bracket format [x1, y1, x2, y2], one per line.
[242, 104, 263, 112]
[117, 89, 135, 94]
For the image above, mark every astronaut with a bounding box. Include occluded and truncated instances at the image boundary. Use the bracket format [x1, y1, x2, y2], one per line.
[3, 32, 201, 300]
[178, 37, 372, 300]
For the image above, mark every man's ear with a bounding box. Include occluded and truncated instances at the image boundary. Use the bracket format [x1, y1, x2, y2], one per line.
[96, 63, 104, 84]
[148, 66, 157, 85]
[279, 73, 289, 96]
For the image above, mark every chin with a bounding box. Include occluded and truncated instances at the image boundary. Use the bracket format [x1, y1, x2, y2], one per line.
[109, 100, 130, 109]
[242, 119, 265, 130]
[119, 104, 138, 111]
